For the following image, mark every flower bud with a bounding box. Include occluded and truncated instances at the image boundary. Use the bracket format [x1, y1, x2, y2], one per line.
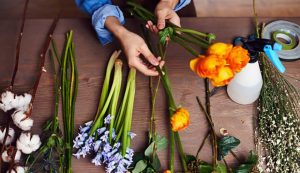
[17, 132, 41, 154]
[170, 108, 190, 132]
[12, 110, 33, 131]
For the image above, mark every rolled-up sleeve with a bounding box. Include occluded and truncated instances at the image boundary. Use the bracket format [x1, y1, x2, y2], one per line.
[174, 0, 191, 11]
[92, 4, 125, 45]
[75, 0, 125, 45]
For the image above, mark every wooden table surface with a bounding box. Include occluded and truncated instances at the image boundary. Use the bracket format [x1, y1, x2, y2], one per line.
[0, 17, 299, 172]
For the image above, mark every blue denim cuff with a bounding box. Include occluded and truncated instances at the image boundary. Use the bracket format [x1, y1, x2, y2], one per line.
[174, 0, 191, 11]
[75, 0, 112, 15]
[92, 4, 125, 45]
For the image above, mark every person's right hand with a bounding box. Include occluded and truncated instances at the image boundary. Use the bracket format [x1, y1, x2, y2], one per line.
[118, 29, 164, 76]
[105, 16, 164, 76]
[146, 0, 181, 33]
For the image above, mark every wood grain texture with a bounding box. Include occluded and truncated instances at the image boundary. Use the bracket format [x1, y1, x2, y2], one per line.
[194, 0, 300, 17]
[0, 18, 299, 172]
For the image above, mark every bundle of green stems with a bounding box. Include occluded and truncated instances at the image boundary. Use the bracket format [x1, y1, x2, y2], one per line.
[60, 31, 78, 173]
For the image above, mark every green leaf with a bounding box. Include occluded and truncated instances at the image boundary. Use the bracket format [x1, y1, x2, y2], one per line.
[144, 135, 167, 157]
[198, 161, 213, 173]
[233, 164, 254, 173]
[159, 27, 174, 45]
[146, 167, 155, 173]
[233, 151, 258, 173]
[43, 119, 53, 132]
[245, 150, 258, 164]
[185, 154, 197, 164]
[217, 136, 240, 160]
[215, 163, 227, 173]
[132, 160, 147, 173]
[132, 152, 145, 166]
[150, 153, 161, 171]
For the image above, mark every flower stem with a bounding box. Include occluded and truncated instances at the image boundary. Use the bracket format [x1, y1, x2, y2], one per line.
[121, 68, 136, 155]
[196, 96, 217, 168]
[95, 51, 121, 120]
[10, 0, 29, 89]
[156, 54, 188, 173]
[196, 130, 210, 159]
[61, 31, 77, 173]
[171, 35, 199, 57]
[174, 27, 209, 38]
[30, 12, 60, 104]
[109, 60, 123, 143]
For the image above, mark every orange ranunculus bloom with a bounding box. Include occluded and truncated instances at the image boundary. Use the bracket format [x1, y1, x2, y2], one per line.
[211, 66, 234, 87]
[207, 42, 233, 57]
[227, 46, 250, 73]
[164, 170, 171, 173]
[171, 108, 190, 132]
[190, 54, 226, 79]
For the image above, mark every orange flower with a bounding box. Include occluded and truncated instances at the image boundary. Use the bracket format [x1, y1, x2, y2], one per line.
[190, 54, 226, 79]
[207, 42, 233, 57]
[227, 46, 250, 73]
[170, 108, 190, 132]
[211, 66, 234, 87]
[164, 170, 171, 173]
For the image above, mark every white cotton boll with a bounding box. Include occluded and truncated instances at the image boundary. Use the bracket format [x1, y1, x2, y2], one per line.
[6, 166, 27, 173]
[1, 149, 21, 162]
[0, 91, 15, 112]
[11, 111, 33, 131]
[17, 132, 41, 154]
[0, 127, 15, 145]
[15, 93, 32, 112]
[23, 93, 32, 105]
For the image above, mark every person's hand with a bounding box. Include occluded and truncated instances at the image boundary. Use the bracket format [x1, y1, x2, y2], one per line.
[146, 0, 181, 33]
[118, 30, 164, 76]
[105, 16, 164, 76]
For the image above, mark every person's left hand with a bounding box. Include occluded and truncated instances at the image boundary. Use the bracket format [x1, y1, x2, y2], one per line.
[146, 0, 181, 33]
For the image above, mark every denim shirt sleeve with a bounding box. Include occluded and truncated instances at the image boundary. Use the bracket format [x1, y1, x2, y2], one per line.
[92, 4, 125, 45]
[75, 0, 190, 45]
[75, 0, 112, 15]
[174, 0, 191, 11]
[75, 0, 125, 45]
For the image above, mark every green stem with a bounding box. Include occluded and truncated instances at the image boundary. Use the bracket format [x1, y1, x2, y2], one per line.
[126, 1, 155, 21]
[175, 132, 188, 172]
[121, 69, 136, 155]
[174, 32, 209, 49]
[95, 51, 121, 120]
[171, 35, 199, 57]
[174, 27, 209, 38]
[109, 61, 122, 142]
[90, 62, 120, 135]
